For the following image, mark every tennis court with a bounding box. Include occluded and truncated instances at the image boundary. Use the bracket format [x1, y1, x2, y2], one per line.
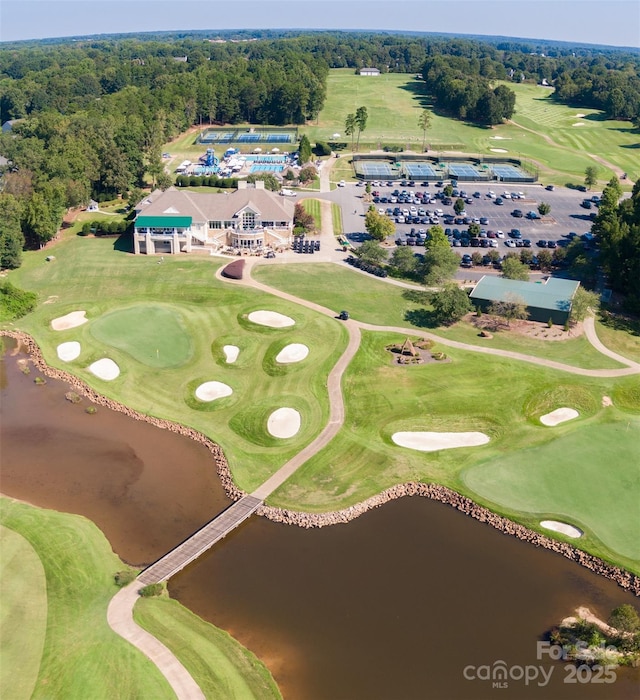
[448, 163, 483, 178]
[492, 164, 530, 180]
[403, 162, 437, 178]
[198, 128, 296, 145]
[354, 161, 395, 178]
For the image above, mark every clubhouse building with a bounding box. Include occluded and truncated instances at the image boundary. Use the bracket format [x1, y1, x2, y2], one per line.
[133, 182, 295, 255]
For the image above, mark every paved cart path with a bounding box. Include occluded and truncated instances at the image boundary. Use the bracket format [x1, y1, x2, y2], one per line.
[108, 259, 639, 698]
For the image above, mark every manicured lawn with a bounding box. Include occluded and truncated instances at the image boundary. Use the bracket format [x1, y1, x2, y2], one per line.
[304, 71, 636, 186]
[90, 304, 194, 368]
[331, 202, 343, 236]
[462, 416, 640, 563]
[0, 499, 175, 700]
[0, 525, 46, 700]
[7, 237, 347, 493]
[267, 331, 640, 572]
[301, 198, 322, 230]
[0, 499, 281, 700]
[595, 316, 640, 364]
[254, 262, 423, 327]
[135, 598, 282, 700]
[253, 263, 624, 370]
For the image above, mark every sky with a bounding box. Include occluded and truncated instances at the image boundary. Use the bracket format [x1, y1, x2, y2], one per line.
[1, 0, 639, 48]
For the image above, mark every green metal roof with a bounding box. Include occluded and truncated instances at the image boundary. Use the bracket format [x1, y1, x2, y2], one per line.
[469, 276, 579, 312]
[135, 215, 192, 228]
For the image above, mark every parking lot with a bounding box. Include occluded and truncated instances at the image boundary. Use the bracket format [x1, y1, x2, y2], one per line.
[360, 180, 599, 256]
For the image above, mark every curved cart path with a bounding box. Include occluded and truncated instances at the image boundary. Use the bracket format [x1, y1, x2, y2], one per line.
[229, 261, 640, 378]
[107, 581, 206, 700]
[108, 263, 639, 695]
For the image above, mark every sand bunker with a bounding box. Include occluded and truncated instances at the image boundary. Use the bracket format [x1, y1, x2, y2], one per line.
[248, 310, 295, 328]
[223, 345, 239, 363]
[88, 358, 120, 381]
[489, 136, 510, 140]
[276, 343, 309, 364]
[56, 341, 81, 362]
[540, 520, 583, 538]
[490, 148, 508, 153]
[572, 122, 585, 127]
[267, 407, 301, 438]
[195, 381, 233, 402]
[576, 113, 586, 118]
[540, 408, 579, 426]
[51, 310, 88, 331]
[602, 395, 613, 407]
[392, 431, 490, 452]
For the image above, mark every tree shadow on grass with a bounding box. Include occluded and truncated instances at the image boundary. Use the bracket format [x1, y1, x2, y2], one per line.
[404, 308, 439, 329]
[598, 310, 640, 337]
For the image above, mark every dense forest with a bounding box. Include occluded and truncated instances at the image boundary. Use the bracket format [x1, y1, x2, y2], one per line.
[593, 178, 640, 313]
[0, 30, 638, 276]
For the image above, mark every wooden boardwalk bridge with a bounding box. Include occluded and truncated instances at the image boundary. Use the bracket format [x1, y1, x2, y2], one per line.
[138, 495, 262, 584]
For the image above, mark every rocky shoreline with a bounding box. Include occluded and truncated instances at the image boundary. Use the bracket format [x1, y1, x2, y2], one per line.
[3, 329, 639, 597]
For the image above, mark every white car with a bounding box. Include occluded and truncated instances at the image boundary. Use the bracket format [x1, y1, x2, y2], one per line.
[496, 230, 505, 238]
[504, 239, 516, 247]
[489, 239, 499, 247]
[337, 180, 346, 187]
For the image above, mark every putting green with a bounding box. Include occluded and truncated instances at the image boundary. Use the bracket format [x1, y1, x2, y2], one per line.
[463, 418, 640, 561]
[90, 305, 193, 369]
[0, 525, 47, 700]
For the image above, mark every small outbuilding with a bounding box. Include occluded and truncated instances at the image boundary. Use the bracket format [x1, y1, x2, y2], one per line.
[359, 67, 380, 76]
[469, 276, 580, 325]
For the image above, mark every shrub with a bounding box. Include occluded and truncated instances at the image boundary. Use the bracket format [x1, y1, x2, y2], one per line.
[79, 222, 92, 236]
[65, 391, 82, 404]
[547, 317, 553, 328]
[314, 141, 332, 156]
[114, 569, 137, 587]
[139, 583, 163, 597]
[0, 281, 38, 322]
[34, 376, 47, 385]
[85, 406, 97, 415]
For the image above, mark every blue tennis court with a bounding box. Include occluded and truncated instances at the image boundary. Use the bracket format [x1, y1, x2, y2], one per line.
[448, 163, 482, 178]
[493, 165, 529, 180]
[355, 161, 394, 177]
[403, 162, 437, 178]
[237, 133, 262, 142]
[266, 134, 292, 143]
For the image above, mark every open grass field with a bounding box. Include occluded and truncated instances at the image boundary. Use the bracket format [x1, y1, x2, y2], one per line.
[0, 498, 280, 700]
[301, 198, 321, 230]
[304, 70, 638, 187]
[267, 330, 640, 573]
[331, 202, 343, 236]
[462, 416, 640, 562]
[6, 237, 347, 493]
[0, 498, 175, 699]
[253, 263, 625, 370]
[0, 525, 46, 700]
[134, 598, 282, 700]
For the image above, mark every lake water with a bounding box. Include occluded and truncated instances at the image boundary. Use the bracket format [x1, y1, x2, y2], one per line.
[1, 341, 638, 699]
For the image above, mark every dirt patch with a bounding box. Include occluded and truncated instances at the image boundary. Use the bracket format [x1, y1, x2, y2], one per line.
[469, 314, 582, 341]
[602, 395, 613, 407]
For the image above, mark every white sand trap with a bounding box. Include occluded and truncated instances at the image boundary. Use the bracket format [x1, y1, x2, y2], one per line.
[195, 381, 233, 402]
[540, 407, 579, 426]
[51, 310, 88, 331]
[541, 520, 583, 538]
[572, 122, 585, 127]
[223, 345, 240, 363]
[248, 310, 295, 328]
[88, 358, 120, 381]
[489, 136, 510, 140]
[267, 407, 301, 438]
[56, 341, 81, 362]
[490, 148, 508, 153]
[576, 113, 586, 118]
[276, 343, 309, 364]
[392, 431, 490, 452]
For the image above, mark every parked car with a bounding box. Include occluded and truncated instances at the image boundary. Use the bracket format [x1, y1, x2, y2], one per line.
[512, 209, 523, 218]
[495, 197, 504, 205]
[526, 211, 539, 219]
[510, 229, 522, 238]
[545, 184, 555, 191]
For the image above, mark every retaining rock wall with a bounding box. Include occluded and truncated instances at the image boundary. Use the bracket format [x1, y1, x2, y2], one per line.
[2, 330, 638, 597]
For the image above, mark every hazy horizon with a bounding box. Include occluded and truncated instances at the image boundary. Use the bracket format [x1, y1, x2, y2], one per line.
[1, 0, 639, 49]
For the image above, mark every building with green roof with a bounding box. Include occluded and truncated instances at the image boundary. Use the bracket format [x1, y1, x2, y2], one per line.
[469, 276, 580, 325]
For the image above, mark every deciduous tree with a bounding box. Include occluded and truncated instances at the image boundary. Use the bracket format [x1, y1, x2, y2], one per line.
[431, 283, 473, 325]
